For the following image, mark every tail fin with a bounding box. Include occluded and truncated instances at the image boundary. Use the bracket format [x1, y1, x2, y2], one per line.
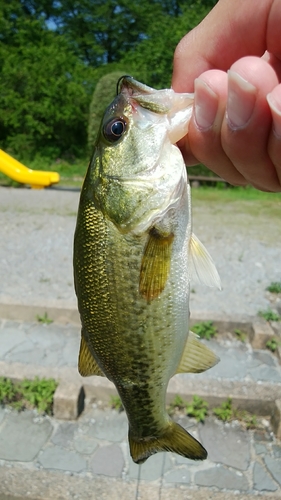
[129, 421, 207, 464]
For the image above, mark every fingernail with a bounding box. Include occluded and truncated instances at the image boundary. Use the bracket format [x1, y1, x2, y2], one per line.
[267, 92, 281, 138]
[227, 70, 257, 129]
[194, 78, 219, 131]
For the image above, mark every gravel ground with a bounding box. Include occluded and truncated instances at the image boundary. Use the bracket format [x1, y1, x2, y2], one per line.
[0, 186, 280, 317]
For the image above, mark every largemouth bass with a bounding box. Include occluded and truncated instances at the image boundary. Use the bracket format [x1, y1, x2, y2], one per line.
[73, 76, 221, 464]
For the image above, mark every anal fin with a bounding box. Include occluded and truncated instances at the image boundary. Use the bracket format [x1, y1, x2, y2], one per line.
[78, 334, 105, 377]
[176, 332, 219, 374]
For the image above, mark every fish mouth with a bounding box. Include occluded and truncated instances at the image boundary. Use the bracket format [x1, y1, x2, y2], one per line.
[117, 75, 193, 118]
[117, 76, 170, 114]
[117, 75, 155, 97]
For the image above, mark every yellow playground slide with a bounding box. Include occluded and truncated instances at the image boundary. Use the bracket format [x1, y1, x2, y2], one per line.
[0, 149, 60, 188]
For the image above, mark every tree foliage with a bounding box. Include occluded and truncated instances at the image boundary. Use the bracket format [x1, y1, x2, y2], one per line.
[0, 4, 94, 159]
[121, 1, 213, 88]
[0, 0, 217, 161]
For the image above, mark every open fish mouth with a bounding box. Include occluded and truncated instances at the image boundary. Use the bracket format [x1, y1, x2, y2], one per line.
[116, 75, 156, 96]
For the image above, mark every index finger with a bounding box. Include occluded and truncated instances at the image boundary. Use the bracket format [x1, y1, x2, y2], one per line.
[172, 0, 281, 92]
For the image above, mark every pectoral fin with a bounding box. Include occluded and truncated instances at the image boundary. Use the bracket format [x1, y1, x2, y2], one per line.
[78, 334, 105, 377]
[140, 227, 174, 301]
[189, 233, 221, 289]
[176, 332, 219, 374]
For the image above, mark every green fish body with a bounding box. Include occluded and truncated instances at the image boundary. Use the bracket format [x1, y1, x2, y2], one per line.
[74, 77, 221, 464]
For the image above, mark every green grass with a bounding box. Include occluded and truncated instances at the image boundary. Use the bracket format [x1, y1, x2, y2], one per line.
[191, 185, 281, 223]
[213, 397, 258, 429]
[258, 309, 280, 322]
[110, 395, 124, 412]
[191, 184, 281, 203]
[192, 321, 217, 340]
[168, 394, 259, 429]
[0, 376, 58, 414]
[266, 282, 281, 294]
[168, 394, 186, 411]
[3, 155, 281, 197]
[213, 397, 233, 422]
[168, 394, 209, 423]
[36, 312, 53, 325]
[234, 329, 247, 343]
[186, 395, 209, 423]
[266, 338, 281, 353]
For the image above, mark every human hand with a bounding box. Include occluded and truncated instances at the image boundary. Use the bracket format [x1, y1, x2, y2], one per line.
[172, 0, 281, 192]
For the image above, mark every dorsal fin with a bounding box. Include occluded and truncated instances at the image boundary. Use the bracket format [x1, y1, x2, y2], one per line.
[78, 334, 105, 377]
[176, 332, 219, 374]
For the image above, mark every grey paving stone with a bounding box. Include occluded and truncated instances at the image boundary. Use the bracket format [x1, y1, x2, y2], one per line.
[0, 408, 6, 425]
[73, 421, 100, 453]
[26, 324, 67, 348]
[264, 455, 281, 486]
[89, 409, 127, 442]
[254, 430, 273, 442]
[195, 465, 249, 491]
[91, 444, 124, 477]
[273, 445, 281, 458]
[171, 452, 198, 466]
[39, 445, 87, 472]
[38, 349, 62, 366]
[60, 336, 80, 367]
[164, 467, 191, 484]
[199, 420, 250, 470]
[173, 415, 196, 430]
[0, 320, 21, 330]
[0, 411, 53, 461]
[272, 399, 281, 440]
[73, 434, 99, 455]
[192, 343, 249, 380]
[4, 340, 46, 364]
[51, 422, 76, 448]
[249, 365, 281, 383]
[253, 462, 278, 491]
[129, 452, 171, 481]
[252, 350, 277, 367]
[0, 329, 27, 358]
[254, 443, 267, 455]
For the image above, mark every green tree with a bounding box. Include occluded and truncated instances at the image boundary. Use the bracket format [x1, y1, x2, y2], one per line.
[0, 0, 217, 161]
[0, 14, 94, 159]
[121, 1, 212, 88]
[48, 0, 162, 65]
[47, 0, 217, 67]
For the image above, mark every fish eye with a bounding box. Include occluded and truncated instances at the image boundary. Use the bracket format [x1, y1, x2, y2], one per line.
[103, 117, 127, 143]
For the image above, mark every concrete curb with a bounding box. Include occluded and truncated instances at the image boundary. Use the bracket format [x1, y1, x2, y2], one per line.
[1, 301, 280, 352]
[0, 302, 257, 327]
[0, 303, 80, 325]
[1, 359, 281, 438]
[0, 307, 281, 436]
[1, 300, 280, 350]
[1, 466, 280, 500]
